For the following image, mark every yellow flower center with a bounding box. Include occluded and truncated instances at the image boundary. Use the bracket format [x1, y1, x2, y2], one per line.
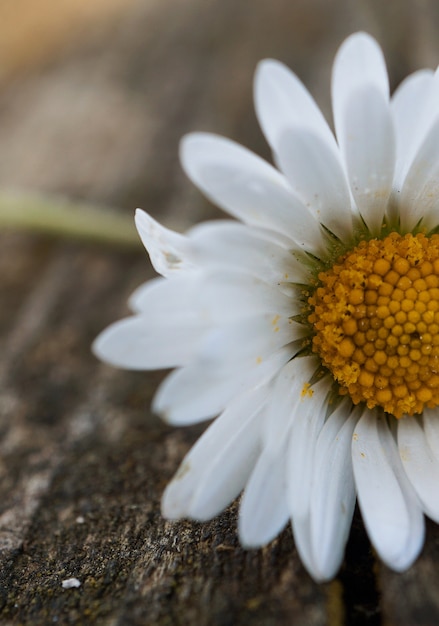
[308, 232, 439, 418]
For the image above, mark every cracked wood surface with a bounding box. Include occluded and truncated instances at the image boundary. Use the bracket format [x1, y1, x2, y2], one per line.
[1, 1, 439, 624]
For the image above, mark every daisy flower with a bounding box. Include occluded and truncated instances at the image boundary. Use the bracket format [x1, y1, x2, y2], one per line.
[93, 32, 439, 581]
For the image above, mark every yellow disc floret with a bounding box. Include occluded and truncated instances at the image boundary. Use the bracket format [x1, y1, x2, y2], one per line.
[308, 232, 439, 418]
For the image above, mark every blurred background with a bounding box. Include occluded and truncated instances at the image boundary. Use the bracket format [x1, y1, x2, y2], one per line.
[0, 0, 438, 225]
[1, 0, 439, 624]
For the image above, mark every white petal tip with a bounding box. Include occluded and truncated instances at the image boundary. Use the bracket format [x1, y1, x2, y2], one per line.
[339, 31, 379, 50]
[179, 132, 216, 166]
[92, 327, 126, 369]
[381, 548, 423, 573]
[152, 402, 170, 422]
[254, 59, 291, 97]
[238, 518, 280, 550]
[151, 401, 183, 426]
[161, 491, 185, 520]
[255, 58, 282, 77]
[134, 207, 151, 226]
[238, 531, 265, 550]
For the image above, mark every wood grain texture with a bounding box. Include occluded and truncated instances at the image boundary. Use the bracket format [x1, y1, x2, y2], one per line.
[1, 1, 439, 624]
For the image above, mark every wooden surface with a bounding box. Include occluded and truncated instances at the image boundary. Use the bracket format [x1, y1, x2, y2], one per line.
[1, 1, 439, 624]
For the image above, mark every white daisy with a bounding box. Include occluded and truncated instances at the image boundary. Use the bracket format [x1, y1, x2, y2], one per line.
[93, 32, 439, 581]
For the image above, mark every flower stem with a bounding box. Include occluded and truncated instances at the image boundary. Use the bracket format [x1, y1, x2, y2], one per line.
[0, 190, 141, 248]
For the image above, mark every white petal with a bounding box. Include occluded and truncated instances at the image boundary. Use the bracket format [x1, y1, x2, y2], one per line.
[180, 133, 325, 253]
[153, 344, 294, 424]
[238, 443, 290, 547]
[308, 403, 358, 581]
[332, 32, 389, 125]
[286, 378, 332, 573]
[398, 416, 439, 523]
[286, 377, 332, 520]
[391, 69, 435, 189]
[262, 356, 320, 449]
[398, 117, 439, 231]
[422, 408, 439, 459]
[134, 210, 195, 277]
[276, 128, 353, 241]
[352, 411, 425, 571]
[237, 356, 322, 548]
[280, 385, 359, 579]
[248, 223, 304, 250]
[254, 59, 337, 156]
[196, 314, 305, 365]
[129, 275, 198, 320]
[162, 383, 268, 520]
[334, 87, 395, 235]
[192, 270, 297, 320]
[188, 220, 308, 284]
[130, 269, 296, 324]
[291, 517, 315, 578]
[92, 315, 208, 369]
[332, 33, 393, 234]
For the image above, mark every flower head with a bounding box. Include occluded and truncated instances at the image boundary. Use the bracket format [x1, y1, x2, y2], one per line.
[93, 32, 439, 581]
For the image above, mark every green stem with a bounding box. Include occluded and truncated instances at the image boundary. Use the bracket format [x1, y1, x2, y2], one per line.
[0, 190, 141, 248]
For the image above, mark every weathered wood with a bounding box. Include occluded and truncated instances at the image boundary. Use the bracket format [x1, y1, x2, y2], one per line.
[1, 1, 439, 624]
